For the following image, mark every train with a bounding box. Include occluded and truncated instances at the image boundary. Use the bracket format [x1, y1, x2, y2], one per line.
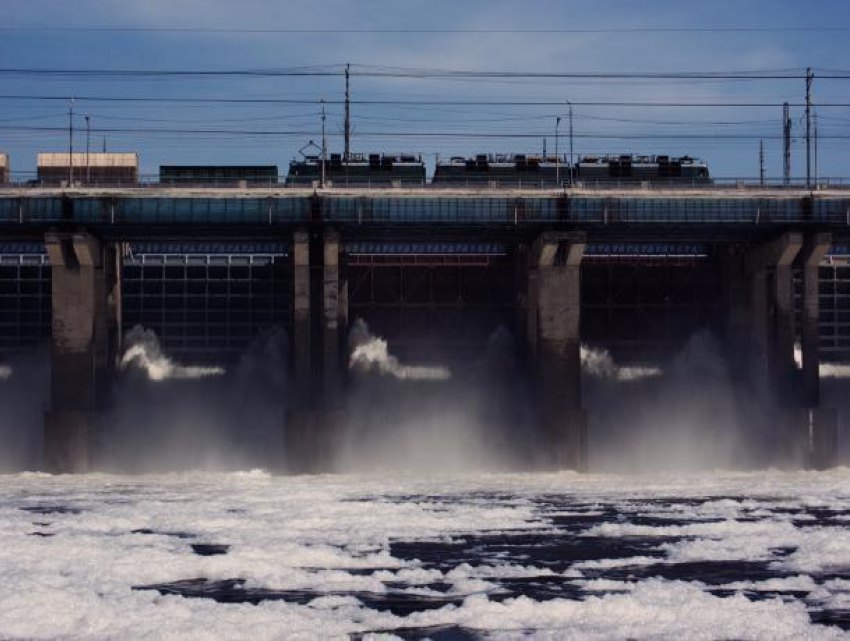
[286, 153, 426, 186]
[2, 150, 711, 187]
[432, 154, 711, 186]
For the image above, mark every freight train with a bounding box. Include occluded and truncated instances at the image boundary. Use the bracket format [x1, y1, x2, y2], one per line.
[4, 150, 711, 187]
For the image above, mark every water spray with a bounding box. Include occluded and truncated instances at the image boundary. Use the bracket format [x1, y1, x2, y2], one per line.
[120, 326, 224, 381]
[349, 319, 451, 381]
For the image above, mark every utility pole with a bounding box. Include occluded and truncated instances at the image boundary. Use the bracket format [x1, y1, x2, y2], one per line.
[85, 115, 91, 184]
[68, 98, 74, 186]
[782, 102, 791, 187]
[759, 139, 764, 186]
[555, 116, 561, 186]
[568, 101, 574, 186]
[320, 99, 327, 188]
[805, 67, 813, 189]
[814, 110, 819, 185]
[344, 63, 351, 162]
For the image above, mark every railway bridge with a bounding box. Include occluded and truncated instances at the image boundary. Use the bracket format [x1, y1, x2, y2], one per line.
[0, 186, 847, 473]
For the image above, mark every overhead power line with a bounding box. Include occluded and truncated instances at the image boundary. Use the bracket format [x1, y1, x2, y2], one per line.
[1, 26, 849, 34]
[3, 67, 850, 80]
[2, 124, 850, 140]
[2, 95, 850, 108]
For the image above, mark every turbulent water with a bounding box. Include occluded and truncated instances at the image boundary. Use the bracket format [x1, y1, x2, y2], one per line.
[1, 471, 849, 639]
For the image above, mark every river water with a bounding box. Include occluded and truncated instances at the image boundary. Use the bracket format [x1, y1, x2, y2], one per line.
[1, 470, 849, 639]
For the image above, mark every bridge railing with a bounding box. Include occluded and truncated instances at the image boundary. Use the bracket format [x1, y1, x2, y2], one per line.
[1, 194, 849, 225]
[6, 174, 850, 191]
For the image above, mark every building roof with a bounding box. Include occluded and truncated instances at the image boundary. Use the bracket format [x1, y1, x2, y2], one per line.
[37, 153, 138, 168]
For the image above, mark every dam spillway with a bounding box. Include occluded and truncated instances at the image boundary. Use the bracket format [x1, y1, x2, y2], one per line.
[0, 185, 847, 472]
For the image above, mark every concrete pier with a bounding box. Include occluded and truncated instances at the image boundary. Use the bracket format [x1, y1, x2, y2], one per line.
[725, 232, 837, 467]
[285, 230, 315, 472]
[800, 233, 838, 469]
[528, 232, 587, 470]
[291, 230, 312, 407]
[284, 229, 348, 472]
[320, 230, 347, 465]
[744, 232, 802, 404]
[323, 231, 342, 408]
[44, 232, 120, 473]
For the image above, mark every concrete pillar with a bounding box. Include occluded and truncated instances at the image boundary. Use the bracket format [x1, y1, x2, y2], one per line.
[532, 232, 587, 470]
[291, 230, 311, 406]
[285, 230, 314, 473]
[744, 233, 802, 402]
[285, 229, 348, 473]
[44, 232, 119, 473]
[728, 233, 802, 464]
[800, 234, 830, 406]
[800, 233, 838, 469]
[320, 231, 347, 467]
[323, 231, 341, 407]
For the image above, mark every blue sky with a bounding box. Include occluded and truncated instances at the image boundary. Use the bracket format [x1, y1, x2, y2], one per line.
[2, 0, 850, 179]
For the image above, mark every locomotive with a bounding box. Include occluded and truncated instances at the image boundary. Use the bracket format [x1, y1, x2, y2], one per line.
[287, 152, 426, 187]
[431, 153, 711, 186]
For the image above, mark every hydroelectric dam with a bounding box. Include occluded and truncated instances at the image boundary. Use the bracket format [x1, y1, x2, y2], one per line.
[0, 184, 848, 473]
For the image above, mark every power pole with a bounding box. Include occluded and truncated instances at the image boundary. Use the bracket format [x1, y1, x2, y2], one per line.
[782, 102, 791, 186]
[568, 101, 574, 186]
[759, 139, 764, 186]
[68, 98, 74, 185]
[805, 67, 813, 189]
[344, 63, 351, 162]
[320, 99, 327, 188]
[555, 116, 561, 186]
[814, 110, 819, 185]
[85, 115, 91, 184]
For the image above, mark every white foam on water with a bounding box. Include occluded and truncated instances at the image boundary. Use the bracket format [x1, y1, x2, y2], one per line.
[0, 470, 847, 638]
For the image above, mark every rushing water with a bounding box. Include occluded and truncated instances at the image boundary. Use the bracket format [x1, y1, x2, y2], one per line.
[1, 470, 849, 639]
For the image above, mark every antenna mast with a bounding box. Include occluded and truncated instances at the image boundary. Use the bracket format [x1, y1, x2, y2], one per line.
[344, 63, 351, 162]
